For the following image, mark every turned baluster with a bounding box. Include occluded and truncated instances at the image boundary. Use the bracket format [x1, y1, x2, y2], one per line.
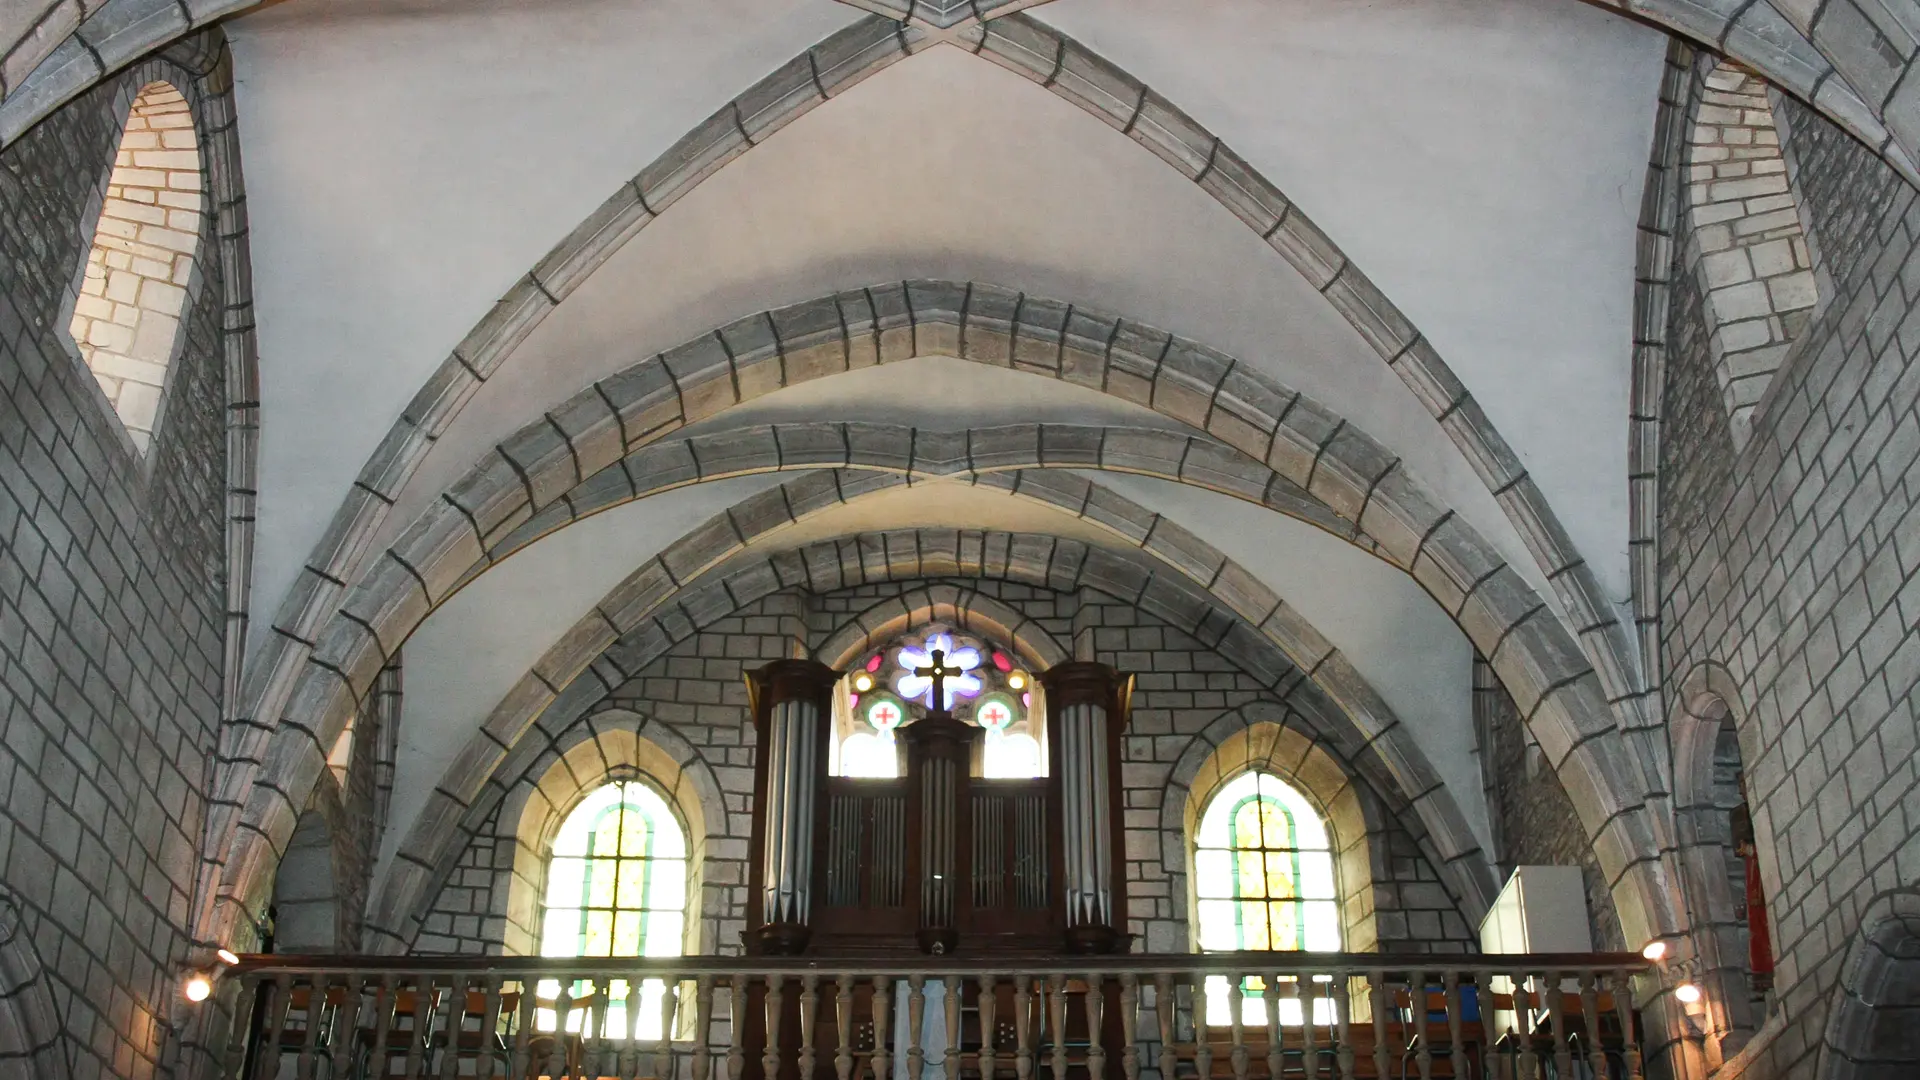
[1580, 970, 1606, 1080]
[1367, 972, 1389, 1080]
[1118, 974, 1139, 1080]
[1444, 972, 1465, 1080]
[691, 975, 715, 1080]
[765, 975, 788, 1080]
[506, 978, 535, 1080]
[729, 978, 749, 1080]
[296, 975, 325, 1080]
[978, 976, 999, 1080]
[327, 976, 367, 1080]
[1514, 973, 1539, 1080]
[1227, 974, 1248, 1080]
[473, 976, 503, 1080]
[1011, 976, 1033, 1080]
[944, 977, 962, 1080]
[907, 975, 928, 1080]
[1152, 974, 1175, 1080]
[835, 978, 854, 1080]
[873, 977, 893, 1080]
[1265, 978, 1284, 1080]
[1413, 970, 1432, 1080]
[1191, 978, 1212, 1080]
[1084, 974, 1106, 1080]
[1047, 975, 1068, 1080]
[257, 974, 292, 1080]
[656, 974, 682, 1080]
[1613, 968, 1643, 1080]
[545, 982, 574, 1080]
[1330, 976, 1354, 1080]
[1548, 970, 1572, 1080]
[801, 975, 820, 1080]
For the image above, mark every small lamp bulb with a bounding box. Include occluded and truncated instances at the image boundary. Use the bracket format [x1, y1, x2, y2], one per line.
[852, 673, 874, 692]
[1674, 983, 1702, 1004]
[216, 948, 240, 966]
[1008, 671, 1027, 690]
[1641, 941, 1667, 962]
[184, 975, 212, 1003]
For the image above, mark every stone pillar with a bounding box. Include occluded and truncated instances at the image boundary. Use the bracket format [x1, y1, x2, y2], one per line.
[745, 659, 838, 955]
[1041, 661, 1132, 954]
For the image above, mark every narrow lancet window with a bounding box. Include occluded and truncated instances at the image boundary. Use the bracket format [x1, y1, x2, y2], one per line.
[67, 81, 202, 453]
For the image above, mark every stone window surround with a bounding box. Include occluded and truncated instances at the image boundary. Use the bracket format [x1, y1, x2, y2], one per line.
[496, 720, 722, 959]
[1175, 721, 1381, 954]
[52, 72, 210, 465]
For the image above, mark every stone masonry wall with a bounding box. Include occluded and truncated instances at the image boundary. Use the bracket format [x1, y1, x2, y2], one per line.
[0, 61, 227, 1080]
[413, 578, 1477, 957]
[1658, 83, 1920, 1077]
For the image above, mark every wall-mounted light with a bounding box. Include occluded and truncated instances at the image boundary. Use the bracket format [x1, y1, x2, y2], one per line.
[1674, 982, 1702, 1005]
[1641, 940, 1667, 962]
[216, 948, 240, 966]
[183, 974, 212, 1003]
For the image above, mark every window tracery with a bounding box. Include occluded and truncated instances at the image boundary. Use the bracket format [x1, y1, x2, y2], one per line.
[539, 779, 687, 1036]
[830, 624, 1046, 780]
[1194, 770, 1340, 1024]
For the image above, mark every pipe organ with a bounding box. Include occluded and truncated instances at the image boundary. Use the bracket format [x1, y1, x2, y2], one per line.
[745, 646, 1132, 956]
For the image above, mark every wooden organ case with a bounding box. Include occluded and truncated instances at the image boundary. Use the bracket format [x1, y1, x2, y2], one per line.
[744, 657, 1133, 957]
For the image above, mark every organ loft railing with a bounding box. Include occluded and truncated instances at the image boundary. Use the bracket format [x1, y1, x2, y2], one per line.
[209, 952, 1650, 1080]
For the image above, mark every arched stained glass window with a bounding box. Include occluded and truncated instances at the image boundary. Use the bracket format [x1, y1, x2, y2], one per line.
[539, 780, 687, 1036]
[1194, 771, 1339, 1025]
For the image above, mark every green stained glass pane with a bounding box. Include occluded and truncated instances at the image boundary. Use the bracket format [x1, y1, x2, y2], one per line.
[589, 808, 625, 857]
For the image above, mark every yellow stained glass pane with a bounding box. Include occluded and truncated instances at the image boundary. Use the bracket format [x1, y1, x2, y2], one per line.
[617, 807, 650, 857]
[1269, 900, 1303, 950]
[616, 859, 648, 909]
[1237, 899, 1272, 950]
[1235, 849, 1268, 899]
[612, 909, 645, 956]
[1263, 851, 1299, 901]
[1233, 799, 1266, 849]
[583, 859, 618, 909]
[590, 808, 626, 857]
[581, 909, 616, 957]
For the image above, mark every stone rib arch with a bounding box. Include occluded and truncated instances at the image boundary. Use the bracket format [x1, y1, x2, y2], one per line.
[224, 11, 1660, 794]
[369, 517, 1489, 950]
[1818, 887, 1920, 1079]
[0, 889, 67, 1080]
[8, 0, 1917, 193]
[208, 279, 1675, 949]
[813, 584, 1071, 671]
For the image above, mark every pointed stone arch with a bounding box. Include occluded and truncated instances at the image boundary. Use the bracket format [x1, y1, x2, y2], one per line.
[813, 584, 1070, 671]
[365, 507, 1496, 949]
[0, 890, 66, 1080]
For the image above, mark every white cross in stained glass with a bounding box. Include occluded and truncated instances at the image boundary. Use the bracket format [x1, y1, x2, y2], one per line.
[897, 633, 981, 710]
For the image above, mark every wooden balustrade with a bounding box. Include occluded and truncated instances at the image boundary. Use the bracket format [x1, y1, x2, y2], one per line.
[213, 953, 1647, 1080]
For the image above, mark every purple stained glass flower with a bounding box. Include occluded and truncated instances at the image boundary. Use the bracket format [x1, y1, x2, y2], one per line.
[896, 634, 983, 709]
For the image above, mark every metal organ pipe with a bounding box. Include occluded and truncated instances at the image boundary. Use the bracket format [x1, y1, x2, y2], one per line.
[763, 698, 821, 924]
[1060, 702, 1112, 928]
